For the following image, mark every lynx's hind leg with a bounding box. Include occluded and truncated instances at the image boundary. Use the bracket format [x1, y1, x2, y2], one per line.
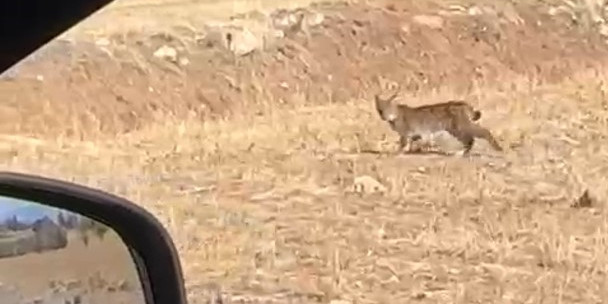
[448, 123, 502, 156]
[397, 136, 408, 153]
[448, 129, 475, 156]
[466, 124, 503, 152]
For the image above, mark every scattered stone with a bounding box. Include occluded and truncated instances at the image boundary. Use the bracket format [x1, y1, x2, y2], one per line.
[304, 11, 325, 27]
[153, 45, 178, 62]
[227, 28, 262, 56]
[600, 24, 608, 37]
[95, 37, 111, 47]
[272, 9, 302, 29]
[352, 175, 387, 194]
[270, 7, 324, 35]
[412, 14, 444, 29]
[178, 57, 190, 66]
[548, 6, 560, 16]
[448, 4, 467, 12]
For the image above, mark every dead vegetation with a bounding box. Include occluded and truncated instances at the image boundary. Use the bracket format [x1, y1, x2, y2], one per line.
[3, 0, 608, 303]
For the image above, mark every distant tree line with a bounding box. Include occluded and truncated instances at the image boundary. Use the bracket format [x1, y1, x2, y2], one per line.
[57, 211, 111, 246]
[1, 212, 109, 237]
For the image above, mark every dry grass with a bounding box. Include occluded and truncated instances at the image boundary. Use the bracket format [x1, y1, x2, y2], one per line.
[4, 67, 608, 302]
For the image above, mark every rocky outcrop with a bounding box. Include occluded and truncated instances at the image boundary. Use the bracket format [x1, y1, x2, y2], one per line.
[0, 217, 67, 259]
[6, 1, 608, 136]
[31, 217, 68, 252]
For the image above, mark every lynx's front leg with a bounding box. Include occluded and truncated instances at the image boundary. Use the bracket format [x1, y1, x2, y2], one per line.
[398, 134, 422, 153]
[397, 136, 409, 153]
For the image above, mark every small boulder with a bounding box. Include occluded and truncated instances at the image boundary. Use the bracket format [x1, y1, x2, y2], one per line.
[412, 14, 444, 29]
[352, 175, 387, 194]
[153, 45, 178, 62]
[304, 11, 325, 27]
[227, 28, 262, 56]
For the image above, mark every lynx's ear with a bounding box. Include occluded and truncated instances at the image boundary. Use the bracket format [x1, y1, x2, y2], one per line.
[374, 94, 397, 121]
[374, 94, 388, 118]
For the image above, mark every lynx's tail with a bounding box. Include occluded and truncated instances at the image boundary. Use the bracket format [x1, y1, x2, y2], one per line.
[463, 103, 482, 121]
[472, 110, 481, 121]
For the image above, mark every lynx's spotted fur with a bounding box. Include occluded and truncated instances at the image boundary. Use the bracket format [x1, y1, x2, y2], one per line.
[374, 89, 502, 155]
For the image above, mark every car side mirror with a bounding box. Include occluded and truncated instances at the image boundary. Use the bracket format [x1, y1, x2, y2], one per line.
[0, 172, 188, 304]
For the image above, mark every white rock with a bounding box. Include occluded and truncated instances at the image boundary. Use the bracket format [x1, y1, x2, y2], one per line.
[548, 6, 560, 16]
[412, 14, 444, 29]
[600, 24, 608, 37]
[153, 45, 178, 62]
[468, 6, 483, 16]
[448, 4, 467, 12]
[95, 37, 110, 47]
[352, 175, 387, 194]
[178, 57, 190, 66]
[228, 28, 261, 56]
[272, 29, 285, 39]
[304, 12, 325, 27]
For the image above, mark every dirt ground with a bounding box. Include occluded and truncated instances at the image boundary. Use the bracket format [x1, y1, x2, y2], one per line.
[3, 0, 608, 303]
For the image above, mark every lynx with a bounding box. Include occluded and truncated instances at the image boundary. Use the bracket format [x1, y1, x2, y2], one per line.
[374, 89, 503, 155]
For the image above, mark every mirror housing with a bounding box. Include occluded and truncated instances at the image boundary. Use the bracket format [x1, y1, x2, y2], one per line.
[0, 172, 187, 304]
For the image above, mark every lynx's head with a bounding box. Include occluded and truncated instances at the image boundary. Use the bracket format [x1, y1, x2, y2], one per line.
[374, 90, 400, 123]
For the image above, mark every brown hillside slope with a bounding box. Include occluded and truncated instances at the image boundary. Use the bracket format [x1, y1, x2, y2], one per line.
[2, 1, 608, 136]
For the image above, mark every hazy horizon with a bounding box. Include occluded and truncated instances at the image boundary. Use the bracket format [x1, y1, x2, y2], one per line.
[0, 195, 78, 224]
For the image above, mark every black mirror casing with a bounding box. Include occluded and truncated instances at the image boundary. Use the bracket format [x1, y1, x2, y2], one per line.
[1, 0, 117, 73]
[0, 172, 188, 304]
